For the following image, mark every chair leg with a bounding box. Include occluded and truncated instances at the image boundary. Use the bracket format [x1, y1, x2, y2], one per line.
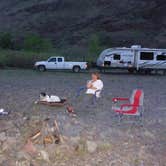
[118, 114, 123, 123]
[92, 95, 97, 105]
[139, 112, 144, 127]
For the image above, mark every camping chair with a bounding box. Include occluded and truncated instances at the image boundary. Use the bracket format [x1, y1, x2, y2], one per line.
[112, 89, 144, 123]
[76, 86, 103, 105]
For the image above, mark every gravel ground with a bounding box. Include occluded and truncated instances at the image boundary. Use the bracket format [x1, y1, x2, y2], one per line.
[0, 69, 166, 166]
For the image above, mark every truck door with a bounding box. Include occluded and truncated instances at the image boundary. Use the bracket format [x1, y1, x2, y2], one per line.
[46, 57, 57, 69]
[56, 57, 64, 69]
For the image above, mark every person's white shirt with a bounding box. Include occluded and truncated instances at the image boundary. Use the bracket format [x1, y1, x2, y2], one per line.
[40, 95, 61, 102]
[86, 79, 103, 98]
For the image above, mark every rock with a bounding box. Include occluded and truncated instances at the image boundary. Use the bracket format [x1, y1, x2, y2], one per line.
[0, 132, 6, 141]
[16, 160, 31, 166]
[23, 139, 38, 157]
[16, 151, 31, 160]
[39, 150, 50, 162]
[86, 140, 98, 153]
[1, 159, 16, 166]
[70, 136, 80, 145]
[1, 137, 17, 152]
[144, 130, 155, 139]
[0, 121, 13, 132]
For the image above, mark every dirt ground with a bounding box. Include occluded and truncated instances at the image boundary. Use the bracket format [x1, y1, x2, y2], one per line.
[0, 69, 166, 166]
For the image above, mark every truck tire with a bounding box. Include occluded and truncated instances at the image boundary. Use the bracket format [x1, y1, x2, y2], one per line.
[162, 70, 166, 75]
[145, 69, 151, 75]
[128, 68, 134, 73]
[38, 65, 46, 72]
[73, 66, 81, 73]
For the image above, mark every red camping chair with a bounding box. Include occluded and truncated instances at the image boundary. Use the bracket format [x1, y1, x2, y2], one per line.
[112, 89, 144, 122]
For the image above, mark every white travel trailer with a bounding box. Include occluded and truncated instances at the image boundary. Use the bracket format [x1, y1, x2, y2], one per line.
[97, 45, 166, 74]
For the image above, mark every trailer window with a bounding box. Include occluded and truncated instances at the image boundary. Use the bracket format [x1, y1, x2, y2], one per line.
[140, 52, 154, 60]
[157, 55, 166, 61]
[113, 54, 121, 60]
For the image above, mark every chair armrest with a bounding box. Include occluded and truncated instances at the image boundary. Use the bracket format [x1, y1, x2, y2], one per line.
[94, 89, 101, 95]
[76, 86, 86, 97]
[112, 98, 129, 102]
[120, 104, 139, 109]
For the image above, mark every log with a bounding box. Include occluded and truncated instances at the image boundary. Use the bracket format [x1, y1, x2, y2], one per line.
[30, 130, 41, 140]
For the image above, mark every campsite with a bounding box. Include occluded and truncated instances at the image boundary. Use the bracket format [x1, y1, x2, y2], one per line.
[0, 0, 166, 165]
[0, 69, 165, 166]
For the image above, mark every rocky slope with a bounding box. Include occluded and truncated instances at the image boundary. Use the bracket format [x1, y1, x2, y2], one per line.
[0, 0, 166, 48]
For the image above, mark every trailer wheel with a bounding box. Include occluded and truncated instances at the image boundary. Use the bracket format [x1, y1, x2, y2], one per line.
[162, 70, 166, 75]
[164, 70, 166, 75]
[145, 69, 151, 75]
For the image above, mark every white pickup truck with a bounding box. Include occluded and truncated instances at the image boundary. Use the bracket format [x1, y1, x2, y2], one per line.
[34, 57, 88, 72]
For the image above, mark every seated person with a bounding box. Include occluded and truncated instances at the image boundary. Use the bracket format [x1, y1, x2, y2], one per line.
[86, 72, 103, 98]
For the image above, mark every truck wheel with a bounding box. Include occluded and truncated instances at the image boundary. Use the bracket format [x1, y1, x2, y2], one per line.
[164, 70, 166, 75]
[128, 68, 134, 73]
[162, 70, 166, 75]
[144, 69, 151, 75]
[38, 65, 46, 72]
[73, 66, 81, 73]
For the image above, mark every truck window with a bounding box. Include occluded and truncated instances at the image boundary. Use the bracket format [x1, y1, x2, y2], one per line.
[58, 58, 63, 62]
[48, 58, 56, 62]
[140, 52, 154, 60]
[157, 55, 166, 61]
[113, 54, 121, 60]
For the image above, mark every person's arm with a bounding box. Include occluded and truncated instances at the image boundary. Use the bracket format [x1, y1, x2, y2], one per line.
[87, 80, 93, 89]
[87, 81, 98, 90]
[90, 86, 97, 90]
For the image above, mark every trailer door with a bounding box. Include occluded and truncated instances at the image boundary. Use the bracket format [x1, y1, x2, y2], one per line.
[111, 54, 121, 67]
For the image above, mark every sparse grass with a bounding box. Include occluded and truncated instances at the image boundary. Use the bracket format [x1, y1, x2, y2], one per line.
[0, 49, 53, 68]
[0, 45, 99, 68]
[98, 142, 113, 151]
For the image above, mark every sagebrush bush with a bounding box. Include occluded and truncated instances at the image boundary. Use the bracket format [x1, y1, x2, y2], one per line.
[0, 32, 13, 49]
[88, 34, 101, 55]
[23, 34, 53, 52]
[0, 54, 8, 67]
[0, 50, 52, 68]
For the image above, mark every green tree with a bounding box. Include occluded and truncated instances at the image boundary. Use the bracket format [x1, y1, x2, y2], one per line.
[89, 34, 101, 55]
[0, 32, 13, 49]
[23, 34, 53, 52]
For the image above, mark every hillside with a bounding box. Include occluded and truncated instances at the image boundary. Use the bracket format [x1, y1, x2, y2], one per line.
[0, 0, 166, 48]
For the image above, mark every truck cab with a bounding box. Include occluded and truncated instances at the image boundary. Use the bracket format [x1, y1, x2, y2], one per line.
[46, 57, 65, 69]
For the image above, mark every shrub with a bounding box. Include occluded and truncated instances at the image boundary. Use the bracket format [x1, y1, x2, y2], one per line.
[0, 32, 13, 49]
[88, 34, 101, 55]
[0, 49, 52, 68]
[87, 34, 105, 63]
[0, 54, 8, 67]
[23, 34, 53, 52]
